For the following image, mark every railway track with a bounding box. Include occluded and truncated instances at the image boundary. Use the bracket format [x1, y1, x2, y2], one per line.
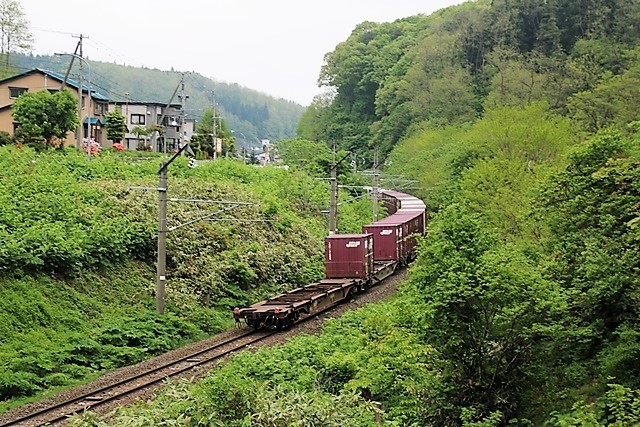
[0, 330, 276, 427]
[0, 269, 406, 427]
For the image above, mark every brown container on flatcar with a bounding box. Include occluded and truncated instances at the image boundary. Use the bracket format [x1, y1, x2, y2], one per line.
[325, 234, 374, 279]
[393, 211, 426, 258]
[364, 210, 425, 261]
[362, 222, 403, 261]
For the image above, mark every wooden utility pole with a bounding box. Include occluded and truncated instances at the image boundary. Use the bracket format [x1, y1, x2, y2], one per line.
[152, 74, 182, 153]
[71, 35, 86, 150]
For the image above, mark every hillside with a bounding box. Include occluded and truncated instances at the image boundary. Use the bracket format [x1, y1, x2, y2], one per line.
[50, 0, 638, 425]
[1, 0, 639, 425]
[11, 53, 305, 143]
[0, 146, 375, 412]
[299, 0, 640, 163]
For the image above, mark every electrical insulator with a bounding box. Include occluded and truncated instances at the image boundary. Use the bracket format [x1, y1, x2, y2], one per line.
[188, 157, 196, 168]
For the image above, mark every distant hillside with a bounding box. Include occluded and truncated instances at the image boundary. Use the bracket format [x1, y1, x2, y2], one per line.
[11, 53, 304, 143]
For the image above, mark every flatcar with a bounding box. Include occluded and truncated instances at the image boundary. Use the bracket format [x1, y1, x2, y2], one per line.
[233, 189, 427, 329]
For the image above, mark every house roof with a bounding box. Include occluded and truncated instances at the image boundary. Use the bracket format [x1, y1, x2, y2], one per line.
[83, 117, 106, 125]
[0, 68, 110, 102]
[110, 100, 182, 108]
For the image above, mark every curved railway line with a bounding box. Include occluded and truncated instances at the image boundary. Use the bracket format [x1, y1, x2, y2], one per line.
[0, 187, 424, 426]
[0, 330, 276, 427]
[0, 268, 405, 427]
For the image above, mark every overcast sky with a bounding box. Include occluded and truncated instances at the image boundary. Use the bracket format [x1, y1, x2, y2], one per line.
[20, 0, 466, 106]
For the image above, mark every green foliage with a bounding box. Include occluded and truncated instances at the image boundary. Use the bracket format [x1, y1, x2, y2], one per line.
[539, 129, 640, 391]
[0, 145, 368, 408]
[318, 18, 430, 158]
[406, 204, 566, 421]
[11, 89, 79, 147]
[275, 138, 333, 177]
[192, 107, 235, 158]
[0, 130, 13, 146]
[305, 0, 640, 160]
[459, 103, 574, 238]
[3, 1, 640, 424]
[568, 62, 640, 133]
[104, 109, 127, 142]
[66, 297, 435, 427]
[0, 147, 156, 274]
[0, 267, 226, 403]
[546, 384, 640, 426]
[483, 49, 551, 109]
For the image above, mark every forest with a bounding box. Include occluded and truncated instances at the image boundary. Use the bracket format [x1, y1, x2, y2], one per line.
[0, 0, 639, 425]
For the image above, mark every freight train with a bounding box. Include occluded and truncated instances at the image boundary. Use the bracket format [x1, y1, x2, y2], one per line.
[233, 189, 427, 329]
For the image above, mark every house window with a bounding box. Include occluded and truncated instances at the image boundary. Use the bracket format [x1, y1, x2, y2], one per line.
[9, 87, 27, 98]
[131, 114, 145, 125]
[94, 103, 106, 115]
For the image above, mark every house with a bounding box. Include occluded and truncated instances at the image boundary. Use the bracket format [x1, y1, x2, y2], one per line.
[0, 68, 109, 148]
[107, 101, 195, 152]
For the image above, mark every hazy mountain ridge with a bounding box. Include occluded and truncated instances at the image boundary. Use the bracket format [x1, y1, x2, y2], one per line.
[12, 53, 305, 143]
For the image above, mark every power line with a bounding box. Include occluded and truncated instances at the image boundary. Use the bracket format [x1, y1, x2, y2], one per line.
[84, 37, 146, 69]
[30, 26, 74, 36]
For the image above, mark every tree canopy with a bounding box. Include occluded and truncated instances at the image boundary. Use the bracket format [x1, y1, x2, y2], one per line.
[11, 89, 79, 148]
[0, 0, 32, 71]
[105, 109, 127, 143]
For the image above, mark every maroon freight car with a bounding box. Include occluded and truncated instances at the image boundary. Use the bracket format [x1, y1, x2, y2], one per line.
[325, 233, 374, 279]
[233, 189, 427, 329]
[363, 210, 424, 265]
[362, 221, 403, 261]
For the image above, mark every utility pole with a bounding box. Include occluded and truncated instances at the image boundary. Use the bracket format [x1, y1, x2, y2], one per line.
[372, 148, 380, 222]
[327, 145, 352, 235]
[211, 91, 217, 160]
[329, 143, 337, 235]
[61, 40, 80, 91]
[151, 142, 254, 314]
[151, 74, 182, 154]
[329, 162, 337, 235]
[155, 141, 191, 314]
[124, 92, 130, 123]
[72, 35, 86, 150]
[179, 80, 186, 151]
[157, 163, 168, 314]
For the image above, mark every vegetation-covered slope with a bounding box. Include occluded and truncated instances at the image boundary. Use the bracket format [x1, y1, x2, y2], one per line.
[58, 0, 640, 425]
[0, 146, 374, 410]
[2, 0, 639, 425]
[299, 0, 640, 163]
[67, 105, 639, 427]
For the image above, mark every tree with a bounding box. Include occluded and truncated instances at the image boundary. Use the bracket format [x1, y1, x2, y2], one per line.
[567, 63, 640, 134]
[12, 89, 79, 148]
[0, 0, 33, 66]
[540, 130, 640, 385]
[409, 204, 565, 423]
[130, 125, 150, 151]
[195, 108, 234, 158]
[105, 109, 127, 143]
[275, 138, 333, 177]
